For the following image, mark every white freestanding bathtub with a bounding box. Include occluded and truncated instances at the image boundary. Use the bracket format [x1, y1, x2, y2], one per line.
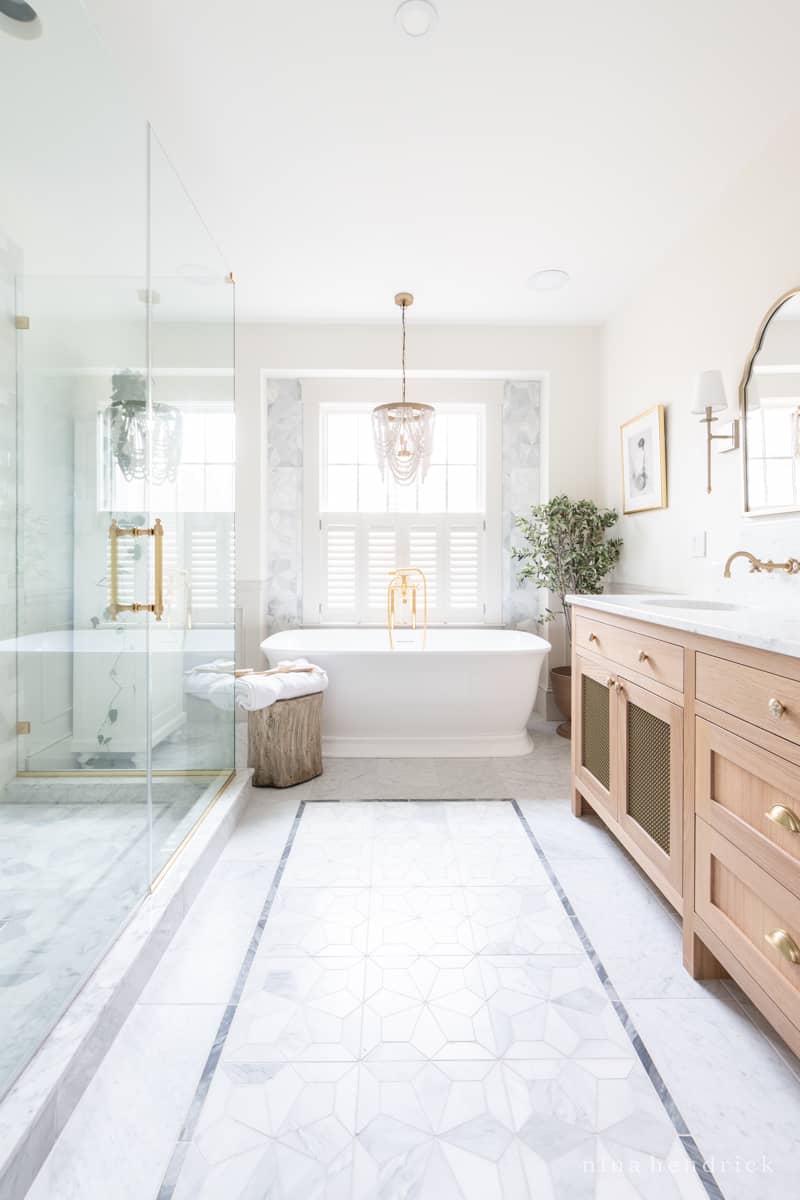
[261, 627, 549, 757]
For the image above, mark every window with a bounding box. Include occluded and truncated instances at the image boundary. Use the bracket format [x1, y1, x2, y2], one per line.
[306, 396, 500, 625]
[102, 407, 235, 626]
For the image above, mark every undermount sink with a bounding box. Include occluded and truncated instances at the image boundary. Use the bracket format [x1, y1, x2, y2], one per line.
[642, 598, 743, 613]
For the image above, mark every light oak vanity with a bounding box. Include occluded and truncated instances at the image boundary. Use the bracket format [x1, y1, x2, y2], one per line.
[570, 597, 800, 1056]
[569, 286, 800, 1055]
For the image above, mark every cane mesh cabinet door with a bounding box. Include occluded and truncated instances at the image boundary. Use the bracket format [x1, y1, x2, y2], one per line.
[617, 674, 683, 897]
[575, 655, 617, 818]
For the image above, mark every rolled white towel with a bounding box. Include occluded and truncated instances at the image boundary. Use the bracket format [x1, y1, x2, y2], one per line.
[233, 673, 283, 712]
[235, 659, 328, 711]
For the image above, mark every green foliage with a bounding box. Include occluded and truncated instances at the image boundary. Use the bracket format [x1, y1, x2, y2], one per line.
[513, 495, 622, 647]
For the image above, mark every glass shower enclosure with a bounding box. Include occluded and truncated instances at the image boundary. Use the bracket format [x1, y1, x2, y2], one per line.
[1, 4, 235, 1099]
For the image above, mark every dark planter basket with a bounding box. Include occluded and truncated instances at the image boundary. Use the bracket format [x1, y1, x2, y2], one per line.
[550, 665, 572, 739]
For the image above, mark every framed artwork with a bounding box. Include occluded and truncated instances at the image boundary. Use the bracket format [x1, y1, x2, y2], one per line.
[620, 405, 667, 514]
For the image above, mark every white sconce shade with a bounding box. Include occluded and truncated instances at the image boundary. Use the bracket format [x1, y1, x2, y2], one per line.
[692, 369, 727, 415]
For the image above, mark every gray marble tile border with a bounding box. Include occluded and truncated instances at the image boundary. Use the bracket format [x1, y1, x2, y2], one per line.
[510, 799, 725, 1200]
[157, 798, 307, 1200]
[158, 795, 725, 1200]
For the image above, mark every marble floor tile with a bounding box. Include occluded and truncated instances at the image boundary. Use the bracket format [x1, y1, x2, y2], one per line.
[140, 859, 278, 1006]
[227, 956, 366, 1061]
[434, 759, 508, 800]
[27, 751, 799, 1200]
[466, 886, 583, 956]
[371, 837, 463, 887]
[361, 954, 495, 1061]
[25, 1002, 224, 1200]
[456, 838, 550, 887]
[280, 835, 373, 887]
[626, 992, 800, 1200]
[260, 886, 371, 957]
[173, 1061, 359, 1200]
[220, 792, 299, 863]
[368, 887, 476, 957]
[353, 1058, 706, 1200]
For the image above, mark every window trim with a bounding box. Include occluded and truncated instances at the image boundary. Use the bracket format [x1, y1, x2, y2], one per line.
[303, 391, 502, 626]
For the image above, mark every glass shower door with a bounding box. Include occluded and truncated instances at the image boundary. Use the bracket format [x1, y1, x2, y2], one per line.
[8, 273, 154, 1094]
[145, 128, 236, 880]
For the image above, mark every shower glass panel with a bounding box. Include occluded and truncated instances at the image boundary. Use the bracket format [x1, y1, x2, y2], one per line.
[0, 1, 234, 1100]
[146, 129, 236, 877]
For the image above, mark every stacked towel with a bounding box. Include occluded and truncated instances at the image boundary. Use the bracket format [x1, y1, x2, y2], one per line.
[185, 658, 327, 712]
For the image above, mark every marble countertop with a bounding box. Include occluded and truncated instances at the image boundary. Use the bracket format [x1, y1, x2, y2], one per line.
[566, 593, 800, 659]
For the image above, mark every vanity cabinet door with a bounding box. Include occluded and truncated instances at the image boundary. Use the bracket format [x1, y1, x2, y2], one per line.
[574, 656, 618, 819]
[617, 675, 683, 897]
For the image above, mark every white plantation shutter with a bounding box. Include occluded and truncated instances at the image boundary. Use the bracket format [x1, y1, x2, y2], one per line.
[366, 527, 397, 612]
[323, 524, 357, 618]
[408, 524, 440, 616]
[186, 515, 235, 625]
[320, 514, 484, 623]
[447, 524, 483, 619]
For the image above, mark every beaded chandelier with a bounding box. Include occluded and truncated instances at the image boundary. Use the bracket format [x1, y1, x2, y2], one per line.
[107, 370, 182, 486]
[372, 292, 435, 486]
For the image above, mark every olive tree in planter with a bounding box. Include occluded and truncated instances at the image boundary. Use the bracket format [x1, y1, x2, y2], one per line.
[513, 495, 622, 738]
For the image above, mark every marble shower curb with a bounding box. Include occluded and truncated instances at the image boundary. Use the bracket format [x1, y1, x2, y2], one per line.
[0, 770, 253, 1200]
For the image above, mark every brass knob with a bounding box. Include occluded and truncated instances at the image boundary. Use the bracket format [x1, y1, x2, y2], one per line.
[768, 697, 786, 719]
[615, 680, 624, 694]
[638, 650, 649, 663]
[765, 929, 800, 965]
[588, 632, 598, 643]
[606, 676, 616, 688]
[765, 804, 800, 834]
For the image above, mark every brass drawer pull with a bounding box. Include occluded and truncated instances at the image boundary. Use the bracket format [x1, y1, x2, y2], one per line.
[588, 631, 598, 643]
[615, 680, 624, 694]
[606, 676, 616, 688]
[765, 928, 800, 965]
[638, 650, 649, 663]
[768, 697, 786, 719]
[765, 804, 800, 834]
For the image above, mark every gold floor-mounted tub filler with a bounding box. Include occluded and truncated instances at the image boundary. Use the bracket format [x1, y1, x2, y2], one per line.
[387, 567, 428, 649]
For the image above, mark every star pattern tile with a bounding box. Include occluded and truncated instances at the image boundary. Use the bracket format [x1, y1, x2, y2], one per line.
[169, 801, 709, 1199]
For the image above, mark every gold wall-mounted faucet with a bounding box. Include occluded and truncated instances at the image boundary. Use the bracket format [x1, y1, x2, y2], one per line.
[387, 567, 428, 649]
[723, 550, 800, 577]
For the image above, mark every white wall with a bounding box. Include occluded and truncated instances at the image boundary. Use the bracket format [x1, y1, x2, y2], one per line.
[235, 322, 604, 664]
[601, 115, 800, 606]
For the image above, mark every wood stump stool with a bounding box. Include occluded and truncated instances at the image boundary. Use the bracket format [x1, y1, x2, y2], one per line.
[247, 692, 323, 788]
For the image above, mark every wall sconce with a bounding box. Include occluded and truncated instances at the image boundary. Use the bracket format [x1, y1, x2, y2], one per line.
[692, 370, 740, 493]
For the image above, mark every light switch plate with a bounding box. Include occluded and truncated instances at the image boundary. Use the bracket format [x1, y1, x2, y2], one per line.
[691, 532, 707, 558]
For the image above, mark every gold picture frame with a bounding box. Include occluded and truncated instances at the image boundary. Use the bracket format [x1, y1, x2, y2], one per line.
[620, 405, 667, 514]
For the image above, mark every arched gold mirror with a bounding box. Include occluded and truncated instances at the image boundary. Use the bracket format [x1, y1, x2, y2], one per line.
[740, 288, 800, 514]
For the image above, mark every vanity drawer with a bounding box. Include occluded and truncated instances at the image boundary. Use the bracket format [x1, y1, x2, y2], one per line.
[575, 615, 684, 693]
[696, 654, 800, 749]
[695, 819, 800, 1030]
[695, 717, 800, 891]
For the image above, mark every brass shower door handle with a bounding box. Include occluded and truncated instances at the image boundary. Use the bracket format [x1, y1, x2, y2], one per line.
[109, 518, 165, 621]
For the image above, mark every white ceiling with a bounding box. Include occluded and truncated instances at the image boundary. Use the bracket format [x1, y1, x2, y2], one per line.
[9, 0, 800, 324]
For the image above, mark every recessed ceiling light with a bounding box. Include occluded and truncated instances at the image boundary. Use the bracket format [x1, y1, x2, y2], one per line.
[0, 0, 42, 38]
[528, 269, 570, 292]
[395, 0, 437, 38]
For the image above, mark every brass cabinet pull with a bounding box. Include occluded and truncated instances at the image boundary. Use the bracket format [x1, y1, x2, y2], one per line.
[765, 804, 800, 834]
[109, 518, 165, 621]
[765, 928, 800, 965]
[588, 631, 598, 643]
[638, 650, 649, 663]
[768, 697, 786, 719]
[606, 676, 616, 688]
[615, 680, 624, 694]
